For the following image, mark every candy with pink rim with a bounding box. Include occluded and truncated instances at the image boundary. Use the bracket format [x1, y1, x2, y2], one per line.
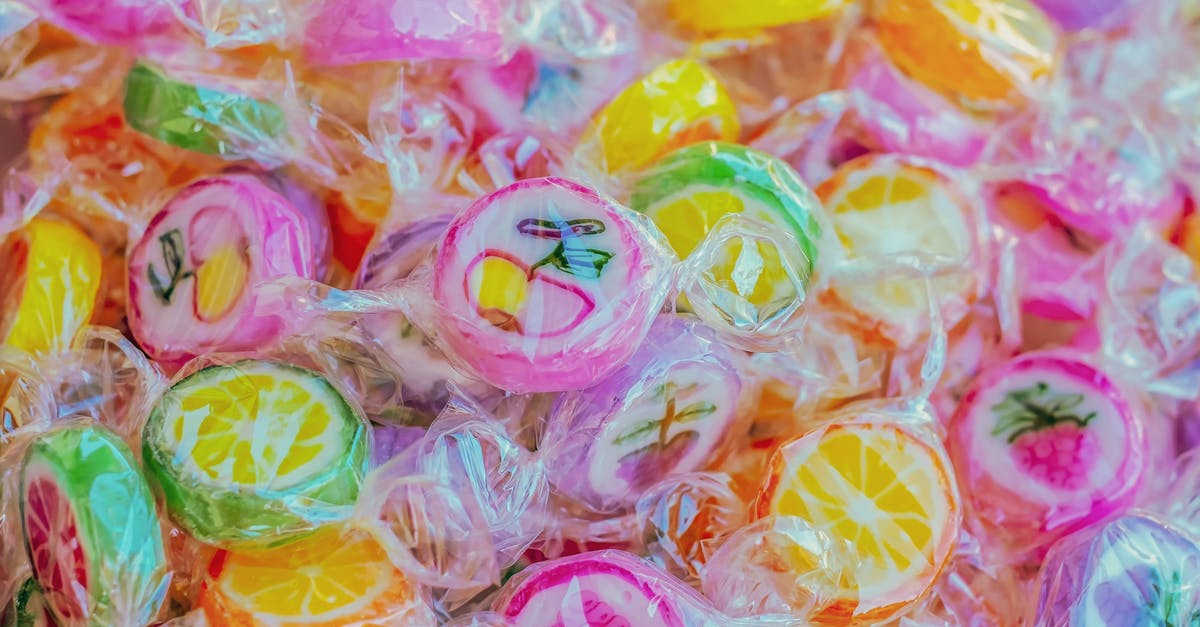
[433, 177, 668, 393]
[495, 550, 692, 627]
[33, 0, 182, 45]
[127, 174, 315, 364]
[947, 351, 1146, 552]
[848, 45, 989, 168]
[543, 316, 742, 513]
[1034, 515, 1200, 625]
[303, 0, 506, 66]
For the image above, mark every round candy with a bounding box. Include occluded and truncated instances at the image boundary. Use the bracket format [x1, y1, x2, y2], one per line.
[543, 316, 743, 513]
[303, 0, 506, 65]
[755, 421, 959, 623]
[1034, 515, 1200, 625]
[874, 0, 1058, 107]
[127, 175, 316, 364]
[123, 61, 285, 158]
[816, 154, 979, 347]
[494, 550, 691, 626]
[631, 141, 824, 306]
[432, 177, 669, 393]
[0, 218, 101, 356]
[670, 0, 849, 31]
[20, 423, 168, 627]
[142, 360, 369, 547]
[197, 525, 425, 626]
[947, 352, 1145, 552]
[577, 59, 739, 175]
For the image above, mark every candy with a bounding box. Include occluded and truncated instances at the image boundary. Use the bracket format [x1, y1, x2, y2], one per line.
[432, 177, 669, 393]
[1034, 515, 1200, 625]
[0, 218, 101, 355]
[3, 579, 54, 627]
[1032, 0, 1135, 31]
[816, 154, 979, 347]
[576, 59, 739, 175]
[141, 360, 369, 546]
[28, 0, 182, 46]
[669, 0, 850, 31]
[197, 524, 427, 626]
[755, 420, 960, 623]
[947, 352, 1146, 552]
[127, 175, 316, 364]
[630, 141, 823, 301]
[542, 316, 743, 513]
[123, 61, 285, 158]
[19, 423, 168, 626]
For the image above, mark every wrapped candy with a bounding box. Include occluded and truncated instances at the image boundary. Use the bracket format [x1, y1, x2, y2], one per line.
[947, 351, 1147, 555]
[127, 174, 317, 364]
[430, 176, 672, 393]
[668, 0, 851, 32]
[542, 315, 744, 514]
[140, 359, 370, 546]
[19, 422, 169, 626]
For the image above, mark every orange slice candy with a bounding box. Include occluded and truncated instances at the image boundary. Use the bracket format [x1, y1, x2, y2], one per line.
[755, 422, 959, 623]
[198, 525, 426, 626]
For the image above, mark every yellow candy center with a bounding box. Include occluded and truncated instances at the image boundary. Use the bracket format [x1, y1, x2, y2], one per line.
[469, 255, 529, 331]
[194, 244, 249, 322]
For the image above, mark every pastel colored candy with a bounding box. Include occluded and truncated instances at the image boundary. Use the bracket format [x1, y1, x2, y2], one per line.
[494, 551, 691, 627]
[127, 174, 316, 364]
[1034, 515, 1200, 625]
[1032, 0, 1135, 31]
[20, 423, 169, 627]
[32, 0, 181, 46]
[543, 316, 743, 513]
[303, 0, 506, 66]
[0, 218, 101, 356]
[947, 352, 1146, 552]
[432, 177, 669, 393]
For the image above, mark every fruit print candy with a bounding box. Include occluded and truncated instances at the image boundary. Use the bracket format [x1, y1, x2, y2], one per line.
[303, 0, 506, 66]
[1034, 515, 1200, 626]
[494, 550, 701, 627]
[874, 0, 1058, 108]
[576, 59, 739, 175]
[196, 525, 429, 626]
[141, 360, 369, 547]
[0, 218, 101, 356]
[432, 177, 670, 393]
[947, 351, 1146, 553]
[754, 420, 960, 623]
[542, 316, 743, 513]
[816, 154, 980, 347]
[20, 423, 169, 627]
[122, 61, 286, 158]
[127, 174, 317, 365]
[669, 0, 850, 32]
[630, 142, 824, 312]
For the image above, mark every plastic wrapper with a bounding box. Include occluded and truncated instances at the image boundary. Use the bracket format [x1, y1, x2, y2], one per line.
[0, 21, 123, 103]
[634, 471, 746, 586]
[19, 0, 184, 47]
[946, 350, 1147, 559]
[18, 420, 169, 626]
[425, 176, 674, 393]
[141, 357, 370, 547]
[1032, 514, 1200, 625]
[542, 315, 745, 514]
[1032, 0, 1137, 32]
[127, 174, 318, 365]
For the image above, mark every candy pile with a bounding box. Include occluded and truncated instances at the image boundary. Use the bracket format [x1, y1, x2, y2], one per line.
[3, 0, 1200, 625]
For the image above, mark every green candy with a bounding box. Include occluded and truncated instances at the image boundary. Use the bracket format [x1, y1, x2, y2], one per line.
[123, 61, 286, 157]
[142, 360, 370, 548]
[19, 424, 168, 627]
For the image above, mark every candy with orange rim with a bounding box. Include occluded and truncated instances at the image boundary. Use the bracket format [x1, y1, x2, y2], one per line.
[0, 217, 102, 356]
[874, 0, 1058, 107]
[816, 154, 980, 347]
[754, 420, 960, 623]
[198, 525, 428, 626]
[576, 59, 740, 175]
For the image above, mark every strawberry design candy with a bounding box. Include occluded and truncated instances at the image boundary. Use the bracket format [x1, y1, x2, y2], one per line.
[433, 177, 671, 393]
[948, 351, 1146, 554]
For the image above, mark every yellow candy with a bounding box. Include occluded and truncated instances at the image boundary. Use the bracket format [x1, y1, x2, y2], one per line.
[671, 0, 850, 31]
[1, 218, 101, 355]
[578, 59, 739, 174]
[195, 245, 250, 322]
[469, 254, 529, 327]
[875, 0, 1057, 106]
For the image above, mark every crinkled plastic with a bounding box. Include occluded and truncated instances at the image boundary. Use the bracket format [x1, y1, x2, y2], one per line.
[634, 471, 746, 586]
[425, 176, 674, 393]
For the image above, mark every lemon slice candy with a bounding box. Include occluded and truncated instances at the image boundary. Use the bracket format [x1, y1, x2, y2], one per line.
[142, 360, 370, 547]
